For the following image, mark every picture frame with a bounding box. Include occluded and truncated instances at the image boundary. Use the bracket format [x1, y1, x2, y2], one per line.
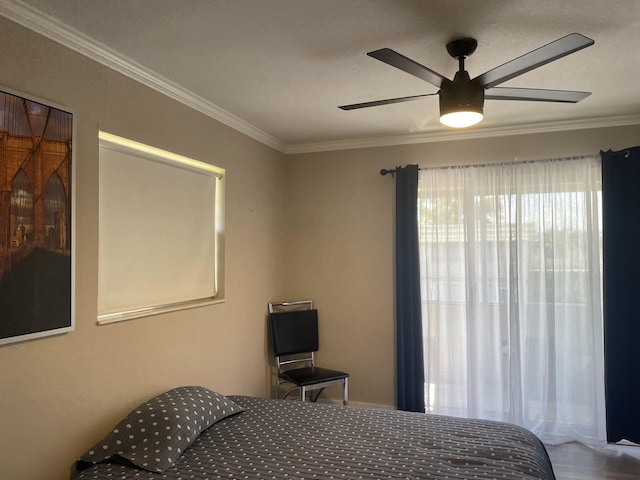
[0, 87, 74, 346]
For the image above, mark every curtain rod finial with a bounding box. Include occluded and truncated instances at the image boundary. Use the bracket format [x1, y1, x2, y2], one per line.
[380, 168, 396, 177]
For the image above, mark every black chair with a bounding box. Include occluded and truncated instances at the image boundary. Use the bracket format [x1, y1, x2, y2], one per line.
[269, 301, 349, 405]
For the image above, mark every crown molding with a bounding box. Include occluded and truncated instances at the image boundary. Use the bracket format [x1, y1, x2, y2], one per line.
[285, 113, 640, 154]
[0, 0, 289, 153]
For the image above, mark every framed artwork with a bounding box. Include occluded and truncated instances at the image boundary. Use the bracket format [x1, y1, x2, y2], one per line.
[0, 88, 74, 346]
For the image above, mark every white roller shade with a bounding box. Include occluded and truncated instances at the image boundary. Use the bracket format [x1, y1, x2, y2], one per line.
[98, 132, 224, 323]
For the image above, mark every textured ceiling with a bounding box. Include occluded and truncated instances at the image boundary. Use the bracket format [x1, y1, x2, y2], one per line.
[3, 0, 640, 152]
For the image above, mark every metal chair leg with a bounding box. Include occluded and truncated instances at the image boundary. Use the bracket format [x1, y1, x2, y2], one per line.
[343, 378, 349, 405]
[311, 388, 325, 402]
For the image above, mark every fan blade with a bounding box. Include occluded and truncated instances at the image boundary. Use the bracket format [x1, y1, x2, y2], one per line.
[485, 87, 591, 103]
[367, 48, 450, 88]
[474, 33, 594, 88]
[339, 93, 436, 110]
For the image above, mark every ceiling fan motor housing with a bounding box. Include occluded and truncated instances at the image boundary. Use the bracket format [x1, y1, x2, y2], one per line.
[439, 70, 485, 118]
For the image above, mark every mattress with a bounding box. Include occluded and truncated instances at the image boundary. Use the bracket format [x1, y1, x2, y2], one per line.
[72, 395, 556, 479]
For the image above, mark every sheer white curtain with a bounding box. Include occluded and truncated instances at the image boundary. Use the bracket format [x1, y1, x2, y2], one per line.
[418, 155, 606, 446]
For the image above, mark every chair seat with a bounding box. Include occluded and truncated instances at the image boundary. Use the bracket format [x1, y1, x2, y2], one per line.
[280, 366, 349, 387]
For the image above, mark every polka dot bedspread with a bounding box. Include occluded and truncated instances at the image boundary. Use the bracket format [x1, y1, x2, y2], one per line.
[72, 395, 556, 480]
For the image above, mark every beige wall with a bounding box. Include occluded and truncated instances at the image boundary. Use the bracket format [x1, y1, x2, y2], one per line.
[0, 18, 287, 480]
[2, 15, 640, 480]
[285, 124, 640, 409]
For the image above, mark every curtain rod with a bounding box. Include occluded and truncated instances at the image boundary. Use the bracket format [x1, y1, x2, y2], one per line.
[379, 168, 399, 177]
[380, 154, 599, 177]
[380, 166, 425, 177]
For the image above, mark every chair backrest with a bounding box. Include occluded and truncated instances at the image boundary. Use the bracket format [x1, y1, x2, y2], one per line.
[268, 300, 313, 313]
[270, 309, 319, 356]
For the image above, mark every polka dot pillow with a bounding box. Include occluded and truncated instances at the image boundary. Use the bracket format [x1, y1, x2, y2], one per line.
[78, 386, 244, 473]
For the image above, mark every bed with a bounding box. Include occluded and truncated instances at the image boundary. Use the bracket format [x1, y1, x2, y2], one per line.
[71, 386, 556, 479]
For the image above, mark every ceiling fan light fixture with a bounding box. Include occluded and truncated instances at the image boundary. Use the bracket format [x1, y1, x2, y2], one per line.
[439, 75, 484, 128]
[440, 110, 484, 128]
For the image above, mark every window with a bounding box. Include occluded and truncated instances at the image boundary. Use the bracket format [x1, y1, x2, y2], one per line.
[418, 155, 606, 446]
[97, 132, 225, 324]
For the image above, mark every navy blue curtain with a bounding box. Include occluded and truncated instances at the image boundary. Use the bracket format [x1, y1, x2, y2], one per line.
[601, 147, 640, 443]
[394, 165, 425, 412]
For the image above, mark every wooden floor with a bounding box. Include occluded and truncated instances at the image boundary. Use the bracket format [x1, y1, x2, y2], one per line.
[546, 442, 640, 479]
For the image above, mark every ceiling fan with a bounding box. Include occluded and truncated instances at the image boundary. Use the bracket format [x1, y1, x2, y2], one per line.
[339, 33, 594, 128]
